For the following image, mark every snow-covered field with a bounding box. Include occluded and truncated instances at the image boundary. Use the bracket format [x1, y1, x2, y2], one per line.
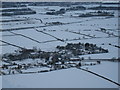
[2, 62, 119, 88]
[0, 2, 119, 88]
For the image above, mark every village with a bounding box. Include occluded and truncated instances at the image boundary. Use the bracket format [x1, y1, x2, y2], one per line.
[1, 42, 119, 75]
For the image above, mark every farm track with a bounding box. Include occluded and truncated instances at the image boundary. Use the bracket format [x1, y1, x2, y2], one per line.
[8, 31, 59, 44]
[0, 39, 25, 49]
[65, 30, 95, 38]
[2, 35, 18, 37]
[65, 36, 116, 42]
[0, 19, 28, 22]
[9, 31, 43, 44]
[16, 16, 43, 23]
[35, 28, 64, 42]
[0, 14, 115, 32]
[0, 17, 95, 32]
[0, 33, 117, 47]
[96, 30, 119, 37]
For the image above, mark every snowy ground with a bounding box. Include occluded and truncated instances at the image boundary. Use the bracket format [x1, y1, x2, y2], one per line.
[0, 3, 119, 88]
[2, 62, 119, 88]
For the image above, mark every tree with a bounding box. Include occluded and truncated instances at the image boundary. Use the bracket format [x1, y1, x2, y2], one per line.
[88, 56, 91, 60]
[12, 71, 15, 74]
[72, 50, 77, 56]
[44, 53, 50, 61]
[85, 43, 89, 48]
[76, 62, 81, 68]
[8, 54, 14, 60]
[97, 61, 101, 64]
[2, 64, 8, 69]
[51, 54, 59, 65]
[61, 60, 65, 64]
[81, 57, 84, 60]
[33, 46, 37, 51]
[17, 64, 22, 69]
